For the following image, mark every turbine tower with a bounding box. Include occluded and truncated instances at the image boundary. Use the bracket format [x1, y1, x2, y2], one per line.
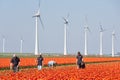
[2, 36, 5, 53]
[84, 17, 90, 56]
[33, 0, 44, 55]
[20, 37, 23, 53]
[63, 14, 69, 55]
[99, 23, 104, 56]
[112, 31, 115, 57]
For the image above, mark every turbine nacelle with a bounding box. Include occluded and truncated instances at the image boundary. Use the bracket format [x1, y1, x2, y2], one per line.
[84, 16, 90, 32]
[33, 10, 44, 29]
[99, 22, 106, 32]
[100, 24, 104, 32]
[112, 31, 116, 39]
[65, 21, 68, 24]
[63, 17, 68, 24]
[63, 13, 69, 25]
[112, 31, 115, 35]
[84, 26, 90, 32]
[33, 11, 40, 17]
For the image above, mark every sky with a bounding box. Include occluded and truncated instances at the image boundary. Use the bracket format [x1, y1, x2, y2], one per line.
[0, 0, 120, 55]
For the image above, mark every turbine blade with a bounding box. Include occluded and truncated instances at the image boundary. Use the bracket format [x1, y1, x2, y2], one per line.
[32, 15, 36, 18]
[38, 0, 41, 10]
[66, 13, 69, 19]
[113, 34, 117, 39]
[99, 22, 106, 32]
[85, 16, 88, 25]
[66, 13, 69, 24]
[100, 25, 103, 31]
[87, 27, 91, 32]
[39, 16, 44, 29]
[99, 23, 103, 32]
[62, 17, 66, 21]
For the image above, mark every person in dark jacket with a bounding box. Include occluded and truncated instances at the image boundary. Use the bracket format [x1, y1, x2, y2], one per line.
[10, 54, 20, 72]
[37, 54, 44, 70]
[76, 51, 85, 69]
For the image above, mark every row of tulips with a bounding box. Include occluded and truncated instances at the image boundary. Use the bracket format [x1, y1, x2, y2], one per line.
[0, 62, 120, 79]
[0, 57, 120, 68]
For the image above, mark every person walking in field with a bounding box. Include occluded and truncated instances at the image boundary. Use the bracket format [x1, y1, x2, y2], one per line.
[10, 54, 20, 72]
[76, 51, 85, 69]
[37, 54, 44, 70]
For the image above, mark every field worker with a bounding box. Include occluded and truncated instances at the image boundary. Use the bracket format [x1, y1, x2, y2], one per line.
[10, 54, 20, 72]
[76, 51, 83, 69]
[48, 60, 57, 67]
[37, 54, 44, 70]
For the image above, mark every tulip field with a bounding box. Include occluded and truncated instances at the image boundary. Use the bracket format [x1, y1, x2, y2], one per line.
[0, 56, 120, 80]
[1, 57, 120, 68]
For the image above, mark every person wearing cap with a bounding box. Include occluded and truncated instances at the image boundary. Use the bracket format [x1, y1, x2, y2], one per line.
[10, 54, 20, 72]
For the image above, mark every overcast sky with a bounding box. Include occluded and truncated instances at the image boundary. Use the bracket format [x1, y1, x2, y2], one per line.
[0, 0, 120, 55]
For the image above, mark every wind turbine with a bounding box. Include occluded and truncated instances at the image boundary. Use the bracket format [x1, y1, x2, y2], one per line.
[33, 0, 44, 55]
[20, 37, 23, 53]
[63, 14, 69, 55]
[2, 36, 5, 53]
[112, 30, 115, 57]
[84, 17, 90, 56]
[99, 23, 104, 56]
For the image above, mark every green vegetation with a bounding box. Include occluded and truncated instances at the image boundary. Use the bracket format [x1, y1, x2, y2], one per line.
[1, 53, 119, 58]
[0, 53, 76, 58]
[0, 53, 36, 58]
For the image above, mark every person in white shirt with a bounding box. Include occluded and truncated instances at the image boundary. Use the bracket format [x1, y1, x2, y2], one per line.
[48, 60, 57, 67]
